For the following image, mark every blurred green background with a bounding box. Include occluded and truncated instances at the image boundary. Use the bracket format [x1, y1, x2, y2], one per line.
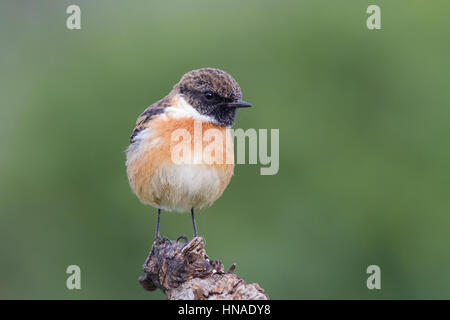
[1, 0, 450, 299]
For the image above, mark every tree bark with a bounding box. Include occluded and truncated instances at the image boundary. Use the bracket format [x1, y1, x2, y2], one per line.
[139, 236, 269, 300]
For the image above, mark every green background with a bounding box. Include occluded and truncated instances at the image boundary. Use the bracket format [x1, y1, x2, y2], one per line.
[1, 0, 450, 299]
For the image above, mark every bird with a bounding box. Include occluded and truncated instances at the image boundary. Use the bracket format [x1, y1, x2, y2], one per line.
[126, 68, 252, 241]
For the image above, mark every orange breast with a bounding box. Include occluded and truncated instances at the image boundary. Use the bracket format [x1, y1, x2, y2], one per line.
[126, 116, 234, 211]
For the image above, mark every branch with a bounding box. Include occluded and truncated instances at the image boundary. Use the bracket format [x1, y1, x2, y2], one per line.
[139, 236, 269, 300]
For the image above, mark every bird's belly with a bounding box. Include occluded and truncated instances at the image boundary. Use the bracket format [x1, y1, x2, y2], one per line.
[126, 138, 233, 212]
[148, 163, 227, 212]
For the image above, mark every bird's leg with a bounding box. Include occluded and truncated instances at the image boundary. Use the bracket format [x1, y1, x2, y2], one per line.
[150, 208, 166, 268]
[153, 208, 169, 245]
[154, 208, 161, 242]
[191, 207, 198, 238]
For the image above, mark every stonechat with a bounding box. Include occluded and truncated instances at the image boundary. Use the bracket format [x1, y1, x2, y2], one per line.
[126, 68, 252, 239]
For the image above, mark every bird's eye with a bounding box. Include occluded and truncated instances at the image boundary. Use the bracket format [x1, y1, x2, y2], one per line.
[204, 92, 213, 100]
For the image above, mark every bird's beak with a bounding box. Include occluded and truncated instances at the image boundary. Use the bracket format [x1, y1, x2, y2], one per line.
[226, 100, 252, 108]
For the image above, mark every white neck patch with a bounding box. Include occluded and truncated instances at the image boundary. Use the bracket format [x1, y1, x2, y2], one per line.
[164, 96, 218, 124]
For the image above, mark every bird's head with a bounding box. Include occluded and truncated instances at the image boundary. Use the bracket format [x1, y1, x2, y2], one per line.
[173, 68, 252, 127]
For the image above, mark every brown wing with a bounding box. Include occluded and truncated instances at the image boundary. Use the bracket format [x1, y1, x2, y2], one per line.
[129, 96, 171, 143]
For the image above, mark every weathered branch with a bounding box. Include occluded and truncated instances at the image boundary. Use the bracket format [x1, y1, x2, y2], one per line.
[139, 236, 269, 300]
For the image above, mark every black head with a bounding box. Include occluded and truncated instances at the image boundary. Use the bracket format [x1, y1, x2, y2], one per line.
[174, 68, 252, 127]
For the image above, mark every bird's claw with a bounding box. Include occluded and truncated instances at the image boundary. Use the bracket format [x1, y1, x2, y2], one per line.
[176, 234, 189, 243]
[153, 235, 170, 245]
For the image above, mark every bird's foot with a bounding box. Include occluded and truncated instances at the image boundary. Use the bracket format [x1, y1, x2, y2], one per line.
[149, 236, 169, 269]
[153, 235, 170, 245]
[176, 234, 189, 244]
